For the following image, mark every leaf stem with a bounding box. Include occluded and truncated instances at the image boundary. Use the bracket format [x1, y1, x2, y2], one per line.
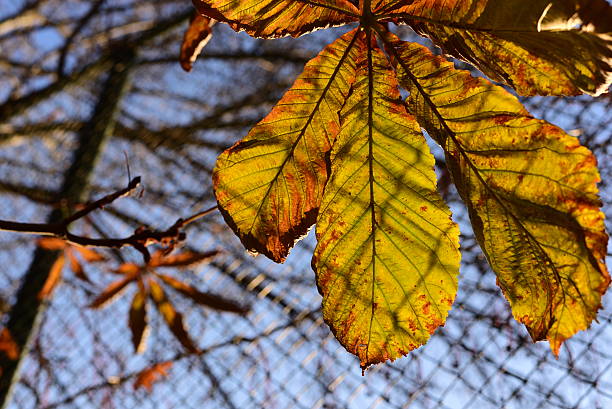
[364, 26, 377, 372]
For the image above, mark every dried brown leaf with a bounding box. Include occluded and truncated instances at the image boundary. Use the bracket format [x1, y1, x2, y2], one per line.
[38, 253, 65, 300]
[149, 279, 199, 353]
[67, 251, 91, 283]
[149, 250, 219, 268]
[129, 286, 149, 354]
[180, 13, 215, 72]
[156, 273, 247, 314]
[133, 361, 172, 392]
[89, 275, 136, 308]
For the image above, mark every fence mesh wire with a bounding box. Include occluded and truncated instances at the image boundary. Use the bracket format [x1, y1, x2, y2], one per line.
[1, 2, 611, 408]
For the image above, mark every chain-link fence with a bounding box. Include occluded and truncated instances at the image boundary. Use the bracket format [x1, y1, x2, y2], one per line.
[1, 1, 611, 408]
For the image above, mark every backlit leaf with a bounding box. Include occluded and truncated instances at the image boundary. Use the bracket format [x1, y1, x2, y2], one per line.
[206, 0, 611, 366]
[129, 284, 149, 354]
[156, 273, 248, 314]
[213, 29, 362, 262]
[379, 0, 612, 96]
[149, 279, 199, 353]
[386, 35, 610, 354]
[193, 0, 359, 38]
[312, 33, 460, 369]
[180, 13, 215, 72]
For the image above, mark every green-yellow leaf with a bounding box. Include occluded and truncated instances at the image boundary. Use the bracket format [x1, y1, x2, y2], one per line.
[193, 0, 359, 38]
[213, 29, 362, 262]
[378, 0, 612, 96]
[313, 32, 460, 370]
[385, 33, 610, 355]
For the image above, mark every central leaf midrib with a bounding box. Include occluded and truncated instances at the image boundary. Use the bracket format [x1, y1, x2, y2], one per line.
[365, 28, 378, 367]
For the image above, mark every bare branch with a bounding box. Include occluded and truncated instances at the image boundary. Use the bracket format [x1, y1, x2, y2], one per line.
[0, 177, 218, 262]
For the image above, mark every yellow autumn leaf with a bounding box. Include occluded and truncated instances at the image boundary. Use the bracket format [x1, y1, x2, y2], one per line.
[193, 0, 359, 38]
[312, 32, 460, 370]
[206, 0, 610, 367]
[213, 29, 362, 262]
[377, 0, 612, 96]
[384, 32, 610, 355]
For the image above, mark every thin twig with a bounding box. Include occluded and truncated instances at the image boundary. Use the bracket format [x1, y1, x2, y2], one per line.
[0, 177, 218, 262]
[180, 205, 218, 226]
[63, 176, 141, 225]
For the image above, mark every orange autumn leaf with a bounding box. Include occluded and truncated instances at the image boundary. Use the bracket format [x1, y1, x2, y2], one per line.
[112, 262, 141, 275]
[0, 328, 19, 360]
[37, 238, 104, 285]
[37, 237, 67, 250]
[38, 253, 65, 300]
[73, 246, 105, 262]
[134, 361, 173, 392]
[89, 248, 234, 353]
